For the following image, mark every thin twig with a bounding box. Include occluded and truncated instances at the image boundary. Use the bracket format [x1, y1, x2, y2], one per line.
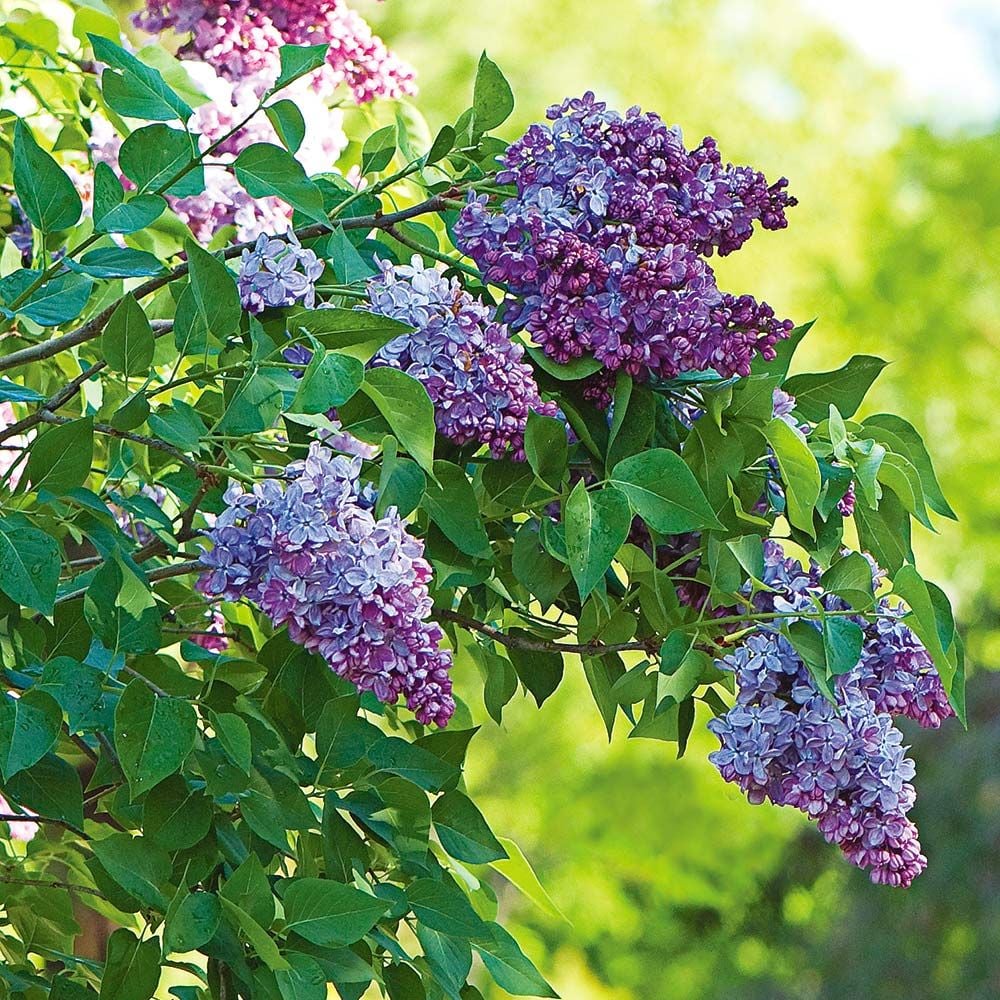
[0, 874, 105, 898]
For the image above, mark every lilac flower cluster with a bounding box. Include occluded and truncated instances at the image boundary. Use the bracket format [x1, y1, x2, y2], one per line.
[197, 442, 454, 726]
[455, 92, 795, 386]
[238, 231, 324, 313]
[708, 540, 953, 887]
[133, 0, 414, 103]
[366, 257, 560, 460]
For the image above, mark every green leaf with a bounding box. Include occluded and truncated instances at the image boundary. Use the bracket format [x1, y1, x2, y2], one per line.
[786, 622, 835, 702]
[425, 124, 456, 165]
[473, 922, 557, 998]
[24, 417, 93, 496]
[507, 641, 564, 708]
[315, 696, 380, 782]
[143, 774, 212, 849]
[99, 929, 161, 1000]
[94, 184, 166, 234]
[362, 124, 397, 175]
[216, 370, 284, 434]
[265, 100, 307, 154]
[91, 834, 171, 910]
[763, 418, 821, 536]
[114, 678, 197, 798]
[524, 346, 602, 381]
[367, 736, 460, 793]
[38, 657, 104, 732]
[218, 896, 290, 971]
[820, 552, 875, 607]
[607, 377, 656, 466]
[275, 953, 326, 1000]
[220, 854, 275, 929]
[85, 559, 162, 654]
[327, 225, 376, 284]
[164, 891, 220, 955]
[472, 52, 515, 132]
[91, 34, 193, 122]
[407, 878, 485, 938]
[13, 120, 82, 232]
[863, 413, 956, 519]
[610, 449, 722, 534]
[361, 368, 435, 474]
[3, 271, 93, 326]
[892, 565, 958, 693]
[433, 792, 507, 864]
[102, 294, 155, 376]
[415, 925, 471, 1000]
[288, 306, 411, 356]
[322, 795, 370, 883]
[175, 239, 241, 352]
[291, 351, 364, 413]
[283, 877, 389, 946]
[0, 378, 44, 403]
[210, 711, 252, 774]
[118, 125, 203, 197]
[511, 522, 571, 609]
[269, 43, 329, 93]
[0, 519, 60, 614]
[783, 355, 888, 422]
[6, 754, 83, 828]
[234, 143, 326, 224]
[855, 487, 912, 575]
[524, 411, 568, 489]
[877, 452, 934, 529]
[69, 246, 164, 279]
[421, 460, 491, 559]
[564, 482, 631, 599]
[823, 617, 865, 675]
[0, 689, 61, 779]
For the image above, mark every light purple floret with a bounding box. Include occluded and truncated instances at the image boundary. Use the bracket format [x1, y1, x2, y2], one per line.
[197, 442, 454, 726]
[238, 231, 324, 314]
[366, 257, 560, 460]
[707, 540, 953, 887]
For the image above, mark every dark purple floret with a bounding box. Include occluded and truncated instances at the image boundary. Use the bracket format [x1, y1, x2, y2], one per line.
[455, 92, 795, 384]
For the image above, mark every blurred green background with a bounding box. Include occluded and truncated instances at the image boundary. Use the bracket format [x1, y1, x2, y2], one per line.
[354, 1, 1000, 996]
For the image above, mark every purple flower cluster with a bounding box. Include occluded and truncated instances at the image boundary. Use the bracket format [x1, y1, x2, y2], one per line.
[454, 92, 795, 384]
[197, 442, 454, 726]
[708, 541, 953, 887]
[238, 231, 324, 313]
[133, 0, 415, 103]
[366, 257, 560, 460]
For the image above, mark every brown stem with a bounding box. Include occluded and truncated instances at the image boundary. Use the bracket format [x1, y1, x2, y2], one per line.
[0, 813, 87, 837]
[0, 874, 105, 898]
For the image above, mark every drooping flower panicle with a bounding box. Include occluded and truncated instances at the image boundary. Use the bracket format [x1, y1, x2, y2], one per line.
[197, 443, 454, 726]
[708, 540, 953, 887]
[455, 92, 795, 386]
[366, 257, 560, 460]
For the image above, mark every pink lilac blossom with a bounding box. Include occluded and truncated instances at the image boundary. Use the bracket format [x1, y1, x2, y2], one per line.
[707, 540, 953, 886]
[191, 607, 229, 652]
[455, 92, 795, 384]
[197, 442, 454, 725]
[366, 257, 561, 460]
[133, 0, 415, 103]
[0, 793, 37, 842]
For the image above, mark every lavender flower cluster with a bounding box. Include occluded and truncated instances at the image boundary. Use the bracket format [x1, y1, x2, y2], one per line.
[238, 231, 324, 313]
[454, 92, 796, 390]
[133, 0, 414, 103]
[197, 442, 454, 726]
[366, 257, 560, 460]
[708, 540, 954, 887]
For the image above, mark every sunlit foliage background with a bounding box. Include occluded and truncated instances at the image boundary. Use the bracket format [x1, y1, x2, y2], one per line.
[356, 1, 1000, 997]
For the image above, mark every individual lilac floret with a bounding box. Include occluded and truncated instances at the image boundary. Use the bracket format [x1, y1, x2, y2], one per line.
[455, 93, 795, 384]
[197, 442, 454, 726]
[707, 540, 952, 887]
[837, 481, 857, 517]
[366, 257, 561, 460]
[191, 607, 229, 653]
[238, 231, 324, 313]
